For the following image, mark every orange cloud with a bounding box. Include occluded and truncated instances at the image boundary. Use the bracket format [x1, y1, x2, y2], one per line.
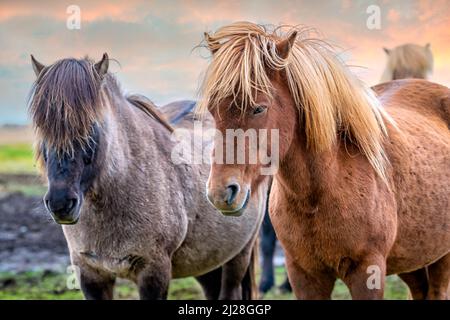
[0, 0, 148, 22]
[387, 9, 400, 23]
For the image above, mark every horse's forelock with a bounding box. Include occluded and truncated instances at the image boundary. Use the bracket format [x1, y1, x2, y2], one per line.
[29, 58, 103, 157]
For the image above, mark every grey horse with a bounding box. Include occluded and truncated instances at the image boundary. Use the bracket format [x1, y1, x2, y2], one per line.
[29, 53, 267, 299]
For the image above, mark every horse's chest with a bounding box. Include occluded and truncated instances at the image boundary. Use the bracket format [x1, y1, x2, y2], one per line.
[276, 215, 329, 257]
[270, 202, 367, 272]
[65, 228, 146, 277]
[64, 211, 187, 279]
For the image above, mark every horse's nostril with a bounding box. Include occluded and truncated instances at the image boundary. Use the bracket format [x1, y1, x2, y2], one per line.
[67, 198, 77, 211]
[225, 183, 240, 206]
[45, 197, 78, 214]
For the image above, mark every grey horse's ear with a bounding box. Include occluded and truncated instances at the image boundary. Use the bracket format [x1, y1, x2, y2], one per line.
[383, 47, 391, 55]
[31, 55, 45, 77]
[94, 53, 109, 77]
[276, 31, 298, 59]
[425, 43, 431, 50]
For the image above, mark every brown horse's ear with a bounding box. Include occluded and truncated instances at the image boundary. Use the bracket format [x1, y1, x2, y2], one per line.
[204, 32, 219, 54]
[31, 55, 45, 77]
[383, 47, 390, 55]
[95, 53, 109, 77]
[276, 31, 298, 59]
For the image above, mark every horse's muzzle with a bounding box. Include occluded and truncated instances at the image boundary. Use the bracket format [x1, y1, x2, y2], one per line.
[44, 194, 81, 225]
[206, 184, 251, 217]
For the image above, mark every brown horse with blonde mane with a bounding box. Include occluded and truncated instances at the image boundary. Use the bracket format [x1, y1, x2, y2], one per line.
[199, 22, 450, 299]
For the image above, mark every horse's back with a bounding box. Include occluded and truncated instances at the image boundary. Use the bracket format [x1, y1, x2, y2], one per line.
[373, 79, 450, 126]
[373, 79, 450, 273]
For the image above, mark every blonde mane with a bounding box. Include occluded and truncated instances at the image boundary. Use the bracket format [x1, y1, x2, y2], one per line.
[198, 22, 389, 181]
[381, 43, 433, 82]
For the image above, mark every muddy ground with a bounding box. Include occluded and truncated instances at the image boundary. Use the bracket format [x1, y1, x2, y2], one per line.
[0, 190, 69, 272]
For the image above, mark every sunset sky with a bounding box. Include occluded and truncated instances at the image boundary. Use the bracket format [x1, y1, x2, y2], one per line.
[0, 0, 449, 124]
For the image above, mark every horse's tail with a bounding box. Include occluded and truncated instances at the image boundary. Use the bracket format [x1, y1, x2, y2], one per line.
[241, 241, 259, 300]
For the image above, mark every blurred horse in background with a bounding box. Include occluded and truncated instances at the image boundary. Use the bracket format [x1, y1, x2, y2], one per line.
[381, 43, 433, 82]
[29, 54, 267, 300]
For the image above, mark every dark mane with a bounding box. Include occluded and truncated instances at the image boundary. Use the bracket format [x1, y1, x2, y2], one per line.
[126, 94, 174, 133]
[29, 57, 103, 155]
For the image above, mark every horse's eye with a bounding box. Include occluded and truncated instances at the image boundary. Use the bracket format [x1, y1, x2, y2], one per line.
[83, 148, 94, 165]
[83, 156, 92, 165]
[252, 105, 267, 115]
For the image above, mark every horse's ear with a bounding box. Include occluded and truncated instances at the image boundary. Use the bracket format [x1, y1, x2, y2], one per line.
[204, 32, 219, 54]
[95, 53, 109, 77]
[31, 55, 45, 77]
[383, 47, 390, 55]
[276, 31, 298, 59]
[425, 43, 431, 50]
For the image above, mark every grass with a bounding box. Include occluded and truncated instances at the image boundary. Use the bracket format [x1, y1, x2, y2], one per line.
[0, 267, 409, 300]
[0, 143, 46, 196]
[0, 143, 37, 174]
[0, 270, 204, 300]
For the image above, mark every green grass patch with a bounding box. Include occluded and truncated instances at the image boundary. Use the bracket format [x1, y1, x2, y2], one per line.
[0, 271, 82, 300]
[0, 267, 409, 300]
[0, 271, 205, 300]
[0, 143, 36, 174]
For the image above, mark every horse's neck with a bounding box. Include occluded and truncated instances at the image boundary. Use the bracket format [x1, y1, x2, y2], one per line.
[94, 93, 187, 204]
[99, 91, 133, 173]
[276, 139, 338, 203]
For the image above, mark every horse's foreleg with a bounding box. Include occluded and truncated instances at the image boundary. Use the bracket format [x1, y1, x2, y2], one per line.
[399, 268, 429, 299]
[341, 254, 386, 300]
[219, 240, 255, 300]
[285, 255, 335, 300]
[136, 256, 171, 300]
[79, 266, 116, 300]
[426, 253, 450, 300]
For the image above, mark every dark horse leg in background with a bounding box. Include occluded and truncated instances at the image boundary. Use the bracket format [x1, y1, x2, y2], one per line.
[259, 184, 292, 295]
[196, 267, 222, 299]
[197, 235, 258, 299]
[259, 208, 276, 294]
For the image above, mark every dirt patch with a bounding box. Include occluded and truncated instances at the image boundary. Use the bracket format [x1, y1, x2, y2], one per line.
[0, 173, 42, 186]
[0, 192, 69, 272]
[0, 126, 34, 145]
